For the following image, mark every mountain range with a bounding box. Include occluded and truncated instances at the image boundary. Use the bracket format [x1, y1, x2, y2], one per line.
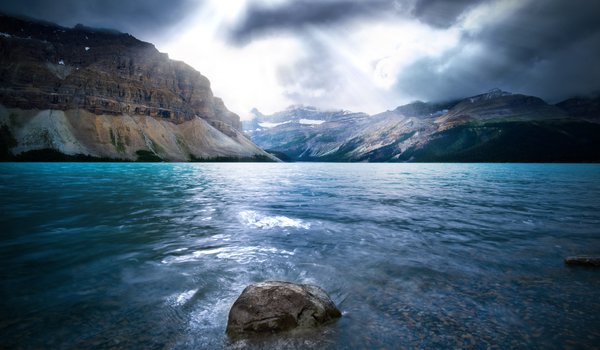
[1, 14, 598, 163]
[0, 14, 274, 162]
[244, 90, 600, 162]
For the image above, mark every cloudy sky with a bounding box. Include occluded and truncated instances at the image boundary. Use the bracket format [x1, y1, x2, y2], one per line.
[1, 0, 600, 117]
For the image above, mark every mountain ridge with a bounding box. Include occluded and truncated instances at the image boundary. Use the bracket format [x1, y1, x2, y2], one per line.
[244, 90, 600, 162]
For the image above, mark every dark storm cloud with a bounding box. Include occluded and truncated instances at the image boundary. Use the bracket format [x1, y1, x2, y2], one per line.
[0, 0, 199, 38]
[230, 0, 483, 44]
[230, 0, 391, 44]
[395, 0, 600, 103]
[2, 0, 598, 110]
[232, 0, 600, 107]
[411, 0, 483, 28]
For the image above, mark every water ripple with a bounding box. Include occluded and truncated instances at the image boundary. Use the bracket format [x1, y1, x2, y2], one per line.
[1, 163, 599, 349]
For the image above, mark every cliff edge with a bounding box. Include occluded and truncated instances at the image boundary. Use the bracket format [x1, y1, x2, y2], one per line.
[0, 14, 274, 161]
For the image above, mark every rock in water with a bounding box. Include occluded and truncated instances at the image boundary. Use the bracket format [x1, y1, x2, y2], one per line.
[226, 281, 341, 336]
[564, 256, 600, 267]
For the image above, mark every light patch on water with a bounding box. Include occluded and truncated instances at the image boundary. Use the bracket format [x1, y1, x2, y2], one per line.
[162, 247, 226, 264]
[161, 246, 294, 265]
[522, 219, 535, 226]
[239, 210, 310, 229]
[183, 294, 235, 347]
[213, 246, 295, 264]
[166, 289, 197, 307]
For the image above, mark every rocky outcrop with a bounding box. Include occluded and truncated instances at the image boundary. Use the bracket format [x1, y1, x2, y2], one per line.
[564, 256, 600, 267]
[0, 14, 272, 161]
[226, 281, 341, 336]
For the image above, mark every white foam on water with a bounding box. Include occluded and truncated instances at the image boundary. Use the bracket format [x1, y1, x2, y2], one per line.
[215, 246, 294, 264]
[165, 289, 197, 307]
[162, 247, 226, 264]
[161, 245, 294, 265]
[239, 210, 310, 230]
[183, 295, 234, 347]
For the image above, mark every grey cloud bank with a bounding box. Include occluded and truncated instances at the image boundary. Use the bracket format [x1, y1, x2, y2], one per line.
[0, 0, 200, 40]
[1, 0, 599, 114]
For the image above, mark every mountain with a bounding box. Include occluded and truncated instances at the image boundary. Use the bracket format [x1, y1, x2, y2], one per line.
[245, 89, 600, 162]
[0, 14, 275, 161]
[242, 106, 371, 159]
[555, 96, 600, 121]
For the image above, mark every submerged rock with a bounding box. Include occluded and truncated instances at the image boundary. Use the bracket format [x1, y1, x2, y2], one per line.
[226, 281, 341, 336]
[564, 256, 600, 267]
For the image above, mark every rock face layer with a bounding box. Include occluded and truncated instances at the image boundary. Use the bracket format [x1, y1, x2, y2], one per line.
[226, 281, 341, 336]
[0, 14, 272, 161]
[1, 107, 269, 161]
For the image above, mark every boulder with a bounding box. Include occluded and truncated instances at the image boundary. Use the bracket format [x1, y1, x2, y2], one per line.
[226, 281, 341, 336]
[564, 256, 600, 267]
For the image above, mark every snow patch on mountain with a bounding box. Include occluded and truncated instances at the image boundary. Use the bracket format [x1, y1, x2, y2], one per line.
[258, 121, 290, 128]
[299, 119, 325, 125]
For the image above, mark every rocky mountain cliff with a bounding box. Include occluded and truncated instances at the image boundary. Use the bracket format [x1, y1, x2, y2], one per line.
[0, 14, 274, 161]
[244, 90, 600, 162]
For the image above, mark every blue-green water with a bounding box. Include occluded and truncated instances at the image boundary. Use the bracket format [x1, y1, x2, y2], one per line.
[1, 163, 599, 349]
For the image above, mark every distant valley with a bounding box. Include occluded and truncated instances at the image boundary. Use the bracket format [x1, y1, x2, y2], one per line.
[244, 90, 600, 162]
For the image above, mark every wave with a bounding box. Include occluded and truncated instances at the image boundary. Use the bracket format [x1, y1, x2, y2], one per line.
[165, 289, 197, 307]
[161, 245, 295, 265]
[239, 210, 310, 230]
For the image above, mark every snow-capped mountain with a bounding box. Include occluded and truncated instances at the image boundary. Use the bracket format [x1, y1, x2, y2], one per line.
[245, 90, 600, 162]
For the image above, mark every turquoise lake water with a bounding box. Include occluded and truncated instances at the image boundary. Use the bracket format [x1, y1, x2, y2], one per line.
[0, 163, 599, 349]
